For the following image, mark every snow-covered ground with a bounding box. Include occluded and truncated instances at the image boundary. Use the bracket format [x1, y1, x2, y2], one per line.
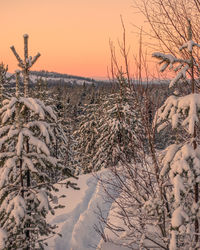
[45, 171, 118, 250]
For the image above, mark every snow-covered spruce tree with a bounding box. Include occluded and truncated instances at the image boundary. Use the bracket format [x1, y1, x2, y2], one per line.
[153, 21, 200, 249]
[73, 102, 101, 174]
[0, 34, 74, 249]
[0, 71, 63, 249]
[89, 73, 140, 172]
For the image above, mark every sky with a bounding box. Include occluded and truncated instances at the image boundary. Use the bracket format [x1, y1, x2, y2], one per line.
[0, 0, 146, 78]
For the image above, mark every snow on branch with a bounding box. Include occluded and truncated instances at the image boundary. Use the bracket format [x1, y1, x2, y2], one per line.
[6, 195, 26, 225]
[22, 156, 38, 173]
[36, 190, 49, 212]
[152, 52, 186, 71]
[154, 93, 200, 135]
[179, 40, 200, 52]
[152, 53, 178, 67]
[26, 121, 53, 145]
[0, 97, 57, 125]
[22, 128, 50, 156]
[169, 65, 189, 88]
[153, 36, 200, 90]
[0, 157, 18, 189]
[171, 206, 189, 228]
[163, 142, 200, 203]
[20, 97, 45, 119]
[152, 52, 190, 88]
[160, 144, 180, 177]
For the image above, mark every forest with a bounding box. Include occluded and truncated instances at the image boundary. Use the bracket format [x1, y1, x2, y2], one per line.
[1, 0, 200, 249]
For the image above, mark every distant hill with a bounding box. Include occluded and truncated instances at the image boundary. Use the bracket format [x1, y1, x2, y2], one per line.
[29, 70, 106, 86]
[8, 70, 108, 87]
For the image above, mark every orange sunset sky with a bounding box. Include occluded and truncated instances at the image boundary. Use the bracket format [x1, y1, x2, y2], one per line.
[0, 0, 147, 78]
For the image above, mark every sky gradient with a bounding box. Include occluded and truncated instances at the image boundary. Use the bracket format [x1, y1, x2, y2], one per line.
[0, 0, 146, 77]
